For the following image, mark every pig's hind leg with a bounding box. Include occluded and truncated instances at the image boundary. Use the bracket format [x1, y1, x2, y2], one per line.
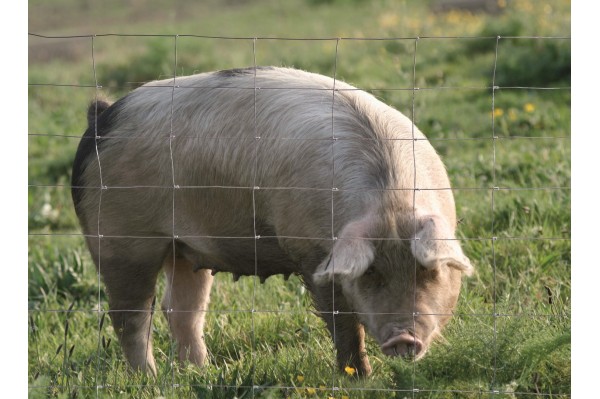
[89, 237, 169, 376]
[162, 256, 214, 367]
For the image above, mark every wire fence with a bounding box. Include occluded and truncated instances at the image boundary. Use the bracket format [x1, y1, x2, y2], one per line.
[28, 32, 571, 398]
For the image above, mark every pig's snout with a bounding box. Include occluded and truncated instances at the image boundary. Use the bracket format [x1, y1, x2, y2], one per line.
[381, 331, 424, 359]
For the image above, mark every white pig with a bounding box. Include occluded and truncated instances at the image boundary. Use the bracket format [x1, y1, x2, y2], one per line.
[71, 66, 472, 376]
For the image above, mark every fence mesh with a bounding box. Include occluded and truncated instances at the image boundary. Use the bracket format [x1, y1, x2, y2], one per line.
[28, 32, 571, 398]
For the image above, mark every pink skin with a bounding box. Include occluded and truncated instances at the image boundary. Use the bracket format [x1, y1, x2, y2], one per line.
[381, 330, 424, 358]
[337, 238, 465, 366]
[376, 313, 443, 360]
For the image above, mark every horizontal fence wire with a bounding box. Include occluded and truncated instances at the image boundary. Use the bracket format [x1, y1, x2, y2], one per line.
[28, 32, 571, 397]
[29, 32, 571, 39]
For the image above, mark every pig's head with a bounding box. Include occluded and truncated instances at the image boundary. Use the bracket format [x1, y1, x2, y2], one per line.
[313, 212, 473, 360]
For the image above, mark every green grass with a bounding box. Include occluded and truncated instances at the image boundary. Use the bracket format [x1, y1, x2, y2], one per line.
[29, 0, 570, 397]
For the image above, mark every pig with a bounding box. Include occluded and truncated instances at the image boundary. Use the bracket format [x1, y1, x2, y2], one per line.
[71, 66, 473, 377]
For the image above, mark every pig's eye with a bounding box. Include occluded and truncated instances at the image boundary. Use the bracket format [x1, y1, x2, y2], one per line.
[364, 265, 376, 276]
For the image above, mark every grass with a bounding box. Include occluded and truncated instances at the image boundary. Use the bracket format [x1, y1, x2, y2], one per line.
[29, 0, 570, 397]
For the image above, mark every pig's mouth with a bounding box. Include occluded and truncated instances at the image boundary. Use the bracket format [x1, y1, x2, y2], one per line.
[380, 330, 426, 360]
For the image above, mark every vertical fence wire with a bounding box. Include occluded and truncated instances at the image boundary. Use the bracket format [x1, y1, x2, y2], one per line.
[490, 35, 501, 395]
[329, 37, 341, 394]
[410, 35, 420, 399]
[90, 34, 105, 398]
[167, 33, 179, 394]
[251, 36, 258, 399]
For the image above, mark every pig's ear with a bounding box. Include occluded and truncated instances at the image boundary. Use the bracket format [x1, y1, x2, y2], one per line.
[411, 214, 473, 275]
[313, 218, 376, 284]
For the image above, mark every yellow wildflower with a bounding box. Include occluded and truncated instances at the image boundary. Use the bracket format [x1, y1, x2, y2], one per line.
[493, 108, 504, 118]
[379, 13, 399, 29]
[518, 0, 534, 13]
[445, 10, 462, 24]
[524, 103, 535, 113]
[296, 375, 304, 383]
[342, 396, 350, 399]
[344, 366, 356, 376]
[306, 387, 316, 395]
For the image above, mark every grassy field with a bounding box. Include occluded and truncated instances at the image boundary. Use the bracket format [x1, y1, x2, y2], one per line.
[28, 0, 570, 397]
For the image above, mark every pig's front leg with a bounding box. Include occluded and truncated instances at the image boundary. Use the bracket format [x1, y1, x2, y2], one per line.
[307, 280, 372, 377]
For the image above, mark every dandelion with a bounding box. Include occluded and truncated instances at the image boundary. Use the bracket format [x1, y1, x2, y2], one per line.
[344, 366, 356, 376]
[342, 396, 350, 399]
[493, 108, 504, 118]
[524, 103, 535, 113]
[306, 387, 316, 395]
[296, 375, 304, 383]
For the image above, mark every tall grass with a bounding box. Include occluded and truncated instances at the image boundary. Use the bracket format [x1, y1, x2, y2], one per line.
[29, 0, 570, 397]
